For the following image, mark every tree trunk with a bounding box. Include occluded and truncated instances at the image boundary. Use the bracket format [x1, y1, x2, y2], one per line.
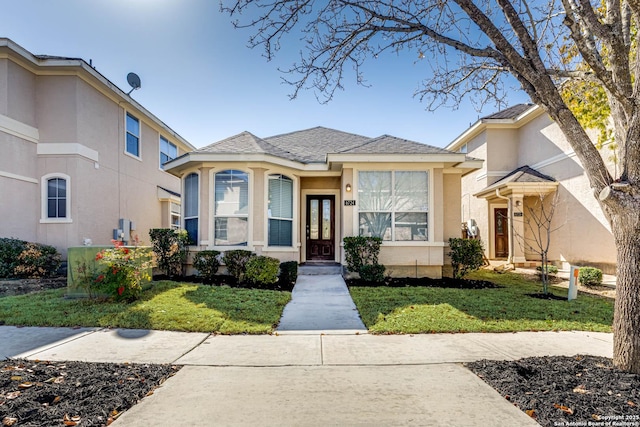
[612, 208, 640, 373]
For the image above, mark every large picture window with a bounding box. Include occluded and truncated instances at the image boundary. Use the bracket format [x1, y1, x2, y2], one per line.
[184, 173, 199, 244]
[214, 170, 249, 246]
[268, 174, 293, 247]
[358, 171, 428, 241]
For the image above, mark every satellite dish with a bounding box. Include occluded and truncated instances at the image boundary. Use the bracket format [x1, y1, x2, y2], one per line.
[126, 72, 141, 95]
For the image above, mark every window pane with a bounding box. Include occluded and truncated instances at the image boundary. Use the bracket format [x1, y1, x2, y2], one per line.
[269, 219, 292, 246]
[58, 199, 66, 218]
[268, 175, 293, 219]
[359, 213, 391, 240]
[215, 217, 248, 246]
[48, 179, 57, 198]
[215, 170, 249, 215]
[185, 218, 198, 245]
[322, 199, 331, 240]
[126, 133, 139, 156]
[310, 199, 319, 240]
[358, 171, 392, 211]
[160, 153, 170, 167]
[57, 178, 66, 198]
[48, 199, 57, 218]
[395, 212, 428, 241]
[395, 171, 428, 212]
[126, 113, 139, 136]
[184, 173, 198, 217]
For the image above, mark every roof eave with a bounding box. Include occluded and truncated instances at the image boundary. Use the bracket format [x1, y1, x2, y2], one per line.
[326, 153, 467, 163]
[164, 152, 330, 174]
[474, 181, 559, 198]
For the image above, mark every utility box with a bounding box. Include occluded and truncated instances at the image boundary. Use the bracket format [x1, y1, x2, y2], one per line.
[568, 266, 580, 300]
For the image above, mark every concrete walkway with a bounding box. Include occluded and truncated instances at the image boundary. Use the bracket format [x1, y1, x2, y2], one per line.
[276, 274, 367, 333]
[1, 326, 613, 426]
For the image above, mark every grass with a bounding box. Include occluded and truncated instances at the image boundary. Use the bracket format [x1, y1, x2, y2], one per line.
[349, 270, 613, 334]
[0, 281, 291, 334]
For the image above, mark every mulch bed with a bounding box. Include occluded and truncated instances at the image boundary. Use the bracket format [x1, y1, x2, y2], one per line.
[346, 276, 501, 289]
[0, 278, 67, 297]
[466, 355, 640, 427]
[0, 359, 180, 426]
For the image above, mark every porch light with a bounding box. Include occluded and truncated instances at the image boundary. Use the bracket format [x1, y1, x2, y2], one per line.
[346, 183, 352, 192]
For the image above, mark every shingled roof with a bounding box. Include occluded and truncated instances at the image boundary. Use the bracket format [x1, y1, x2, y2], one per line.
[493, 165, 556, 185]
[337, 135, 453, 155]
[474, 165, 558, 198]
[481, 104, 535, 120]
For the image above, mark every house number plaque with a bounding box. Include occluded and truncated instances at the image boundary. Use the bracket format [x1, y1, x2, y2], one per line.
[344, 200, 356, 206]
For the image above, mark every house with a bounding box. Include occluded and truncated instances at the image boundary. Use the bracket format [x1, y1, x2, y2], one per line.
[164, 127, 480, 278]
[0, 38, 195, 257]
[445, 104, 617, 274]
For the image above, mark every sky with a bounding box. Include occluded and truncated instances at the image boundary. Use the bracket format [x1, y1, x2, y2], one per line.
[0, 0, 531, 149]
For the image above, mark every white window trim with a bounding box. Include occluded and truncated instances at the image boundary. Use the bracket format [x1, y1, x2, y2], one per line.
[183, 170, 200, 247]
[264, 171, 298, 250]
[211, 168, 253, 250]
[40, 173, 72, 224]
[354, 169, 432, 243]
[125, 112, 142, 160]
[159, 135, 178, 171]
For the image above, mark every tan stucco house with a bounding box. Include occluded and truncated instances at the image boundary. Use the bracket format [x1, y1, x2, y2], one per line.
[165, 128, 480, 278]
[446, 104, 617, 273]
[0, 38, 195, 257]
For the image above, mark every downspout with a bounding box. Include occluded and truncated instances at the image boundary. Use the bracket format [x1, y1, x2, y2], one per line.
[495, 188, 514, 265]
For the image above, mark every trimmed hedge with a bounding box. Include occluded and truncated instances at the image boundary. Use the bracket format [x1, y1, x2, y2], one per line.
[278, 261, 298, 291]
[579, 267, 603, 287]
[223, 250, 255, 284]
[448, 238, 484, 279]
[193, 250, 221, 283]
[245, 256, 280, 288]
[0, 238, 61, 279]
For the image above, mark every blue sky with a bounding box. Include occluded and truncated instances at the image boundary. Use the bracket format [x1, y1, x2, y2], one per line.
[0, 0, 530, 148]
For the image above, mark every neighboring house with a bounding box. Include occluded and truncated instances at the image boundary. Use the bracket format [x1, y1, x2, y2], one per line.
[446, 104, 617, 274]
[0, 38, 195, 257]
[164, 127, 480, 278]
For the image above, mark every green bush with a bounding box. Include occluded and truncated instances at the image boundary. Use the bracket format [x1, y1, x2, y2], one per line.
[222, 250, 255, 284]
[245, 256, 280, 288]
[536, 264, 558, 275]
[278, 261, 298, 291]
[0, 238, 61, 279]
[359, 264, 386, 283]
[448, 238, 484, 279]
[579, 267, 603, 287]
[149, 229, 190, 277]
[193, 250, 221, 283]
[343, 236, 382, 273]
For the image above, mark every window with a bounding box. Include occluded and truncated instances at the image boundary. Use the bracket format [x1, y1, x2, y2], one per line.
[40, 173, 71, 223]
[160, 136, 177, 169]
[459, 144, 468, 154]
[358, 171, 428, 241]
[170, 202, 181, 230]
[126, 113, 140, 157]
[184, 173, 199, 244]
[214, 170, 249, 246]
[268, 174, 293, 246]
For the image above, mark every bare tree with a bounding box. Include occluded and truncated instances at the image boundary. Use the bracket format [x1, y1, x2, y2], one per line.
[222, 0, 640, 373]
[513, 192, 563, 295]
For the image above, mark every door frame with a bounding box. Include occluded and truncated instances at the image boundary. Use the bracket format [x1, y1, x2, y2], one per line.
[494, 207, 509, 259]
[300, 189, 341, 263]
[489, 203, 508, 259]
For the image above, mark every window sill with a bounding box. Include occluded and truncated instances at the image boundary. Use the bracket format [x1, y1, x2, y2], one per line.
[40, 218, 73, 224]
[124, 151, 142, 161]
[263, 247, 299, 253]
[379, 241, 445, 247]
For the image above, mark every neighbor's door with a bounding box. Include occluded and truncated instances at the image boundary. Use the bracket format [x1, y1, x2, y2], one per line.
[306, 195, 335, 261]
[494, 208, 509, 258]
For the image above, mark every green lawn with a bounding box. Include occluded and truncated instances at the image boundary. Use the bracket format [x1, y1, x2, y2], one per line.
[0, 281, 291, 334]
[349, 270, 613, 334]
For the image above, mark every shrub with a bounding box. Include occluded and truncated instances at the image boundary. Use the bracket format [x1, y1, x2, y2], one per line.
[0, 238, 61, 279]
[94, 241, 154, 302]
[245, 256, 280, 288]
[448, 238, 484, 279]
[536, 265, 558, 275]
[343, 236, 383, 273]
[149, 229, 190, 277]
[193, 250, 221, 283]
[222, 250, 255, 284]
[278, 261, 298, 291]
[579, 267, 603, 287]
[359, 264, 386, 283]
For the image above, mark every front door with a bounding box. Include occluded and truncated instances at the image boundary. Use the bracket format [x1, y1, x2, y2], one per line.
[306, 195, 335, 261]
[494, 208, 509, 258]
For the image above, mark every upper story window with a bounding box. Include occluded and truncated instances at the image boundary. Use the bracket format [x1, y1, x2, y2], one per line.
[459, 144, 468, 154]
[40, 173, 71, 223]
[268, 174, 293, 247]
[214, 170, 249, 246]
[160, 136, 177, 169]
[184, 173, 199, 244]
[126, 113, 140, 157]
[358, 171, 429, 241]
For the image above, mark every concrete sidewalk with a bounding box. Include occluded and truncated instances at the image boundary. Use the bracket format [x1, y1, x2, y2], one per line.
[2, 326, 612, 426]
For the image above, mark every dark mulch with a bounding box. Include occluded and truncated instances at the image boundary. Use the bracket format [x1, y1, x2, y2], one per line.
[0, 359, 180, 427]
[526, 292, 567, 301]
[346, 276, 501, 289]
[466, 355, 640, 427]
[0, 278, 67, 297]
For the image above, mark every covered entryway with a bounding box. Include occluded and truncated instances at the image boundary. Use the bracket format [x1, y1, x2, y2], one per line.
[306, 195, 335, 261]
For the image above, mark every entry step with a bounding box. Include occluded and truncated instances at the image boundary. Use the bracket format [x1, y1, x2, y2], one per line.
[298, 264, 343, 275]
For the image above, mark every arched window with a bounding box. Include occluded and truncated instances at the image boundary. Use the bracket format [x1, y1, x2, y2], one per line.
[40, 173, 71, 223]
[268, 174, 293, 247]
[184, 173, 199, 244]
[214, 170, 249, 246]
